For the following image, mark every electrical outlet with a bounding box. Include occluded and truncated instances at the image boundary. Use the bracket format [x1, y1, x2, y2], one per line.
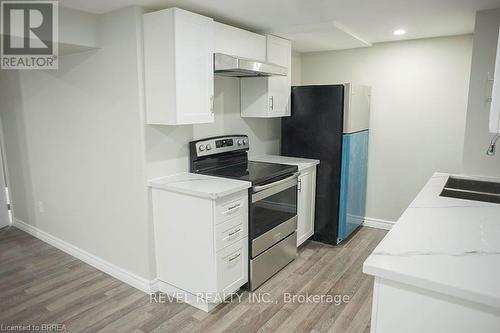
[38, 201, 45, 213]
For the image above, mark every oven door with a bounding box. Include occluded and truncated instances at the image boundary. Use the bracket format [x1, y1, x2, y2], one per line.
[250, 173, 299, 257]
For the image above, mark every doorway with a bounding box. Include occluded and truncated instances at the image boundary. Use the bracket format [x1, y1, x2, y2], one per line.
[0, 133, 11, 229]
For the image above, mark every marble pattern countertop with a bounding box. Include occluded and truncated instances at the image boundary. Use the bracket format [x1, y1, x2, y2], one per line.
[148, 173, 251, 200]
[250, 154, 320, 172]
[363, 172, 500, 309]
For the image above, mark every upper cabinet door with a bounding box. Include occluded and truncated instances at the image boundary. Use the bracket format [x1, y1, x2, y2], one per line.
[214, 22, 266, 61]
[144, 8, 214, 125]
[267, 35, 292, 117]
[240, 35, 291, 118]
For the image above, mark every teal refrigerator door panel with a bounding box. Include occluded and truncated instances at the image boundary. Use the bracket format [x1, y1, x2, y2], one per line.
[338, 131, 369, 242]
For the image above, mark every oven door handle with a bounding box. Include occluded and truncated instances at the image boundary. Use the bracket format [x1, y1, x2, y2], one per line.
[252, 172, 300, 193]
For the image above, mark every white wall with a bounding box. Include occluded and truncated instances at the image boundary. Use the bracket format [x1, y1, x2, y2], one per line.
[301, 35, 473, 222]
[291, 51, 302, 85]
[0, 7, 155, 280]
[59, 6, 99, 48]
[145, 76, 281, 179]
[462, 9, 500, 177]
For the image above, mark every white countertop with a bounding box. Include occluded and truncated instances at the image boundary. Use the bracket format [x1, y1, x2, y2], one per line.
[148, 173, 251, 200]
[250, 154, 320, 172]
[363, 172, 500, 309]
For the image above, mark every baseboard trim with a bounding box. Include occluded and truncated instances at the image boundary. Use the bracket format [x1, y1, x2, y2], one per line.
[363, 217, 395, 230]
[13, 218, 155, 294]
[149, 278, 160, 293]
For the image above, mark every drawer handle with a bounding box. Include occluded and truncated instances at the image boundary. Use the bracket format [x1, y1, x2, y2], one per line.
[228, 253, 241, 262]
[227, 228, 241, 237]
[224, 203, 241, 214]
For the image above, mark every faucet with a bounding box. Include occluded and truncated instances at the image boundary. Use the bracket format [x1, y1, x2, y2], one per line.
[486, 133, 500, 156]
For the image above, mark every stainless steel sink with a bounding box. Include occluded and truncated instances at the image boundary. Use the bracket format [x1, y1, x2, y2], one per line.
[440, 177, 500, 204]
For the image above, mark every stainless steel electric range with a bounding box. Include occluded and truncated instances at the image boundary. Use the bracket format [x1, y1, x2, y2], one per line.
[189, 135, 299, 291]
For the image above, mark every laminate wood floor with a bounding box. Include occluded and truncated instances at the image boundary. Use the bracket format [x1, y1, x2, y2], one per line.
[0, 226, 386, 333]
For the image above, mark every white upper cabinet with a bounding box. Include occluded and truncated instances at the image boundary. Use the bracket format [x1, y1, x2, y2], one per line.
[241, 35, 292, 118]
[267, 35, 292, 117]
[214, 22, 266, 61]
[143, 8, 214, 125]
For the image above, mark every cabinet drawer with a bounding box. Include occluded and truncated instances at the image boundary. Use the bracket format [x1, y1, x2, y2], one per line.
[215, 215, 248, 251]
[215, 193, 247, 224]
[216, 238, 248, 294]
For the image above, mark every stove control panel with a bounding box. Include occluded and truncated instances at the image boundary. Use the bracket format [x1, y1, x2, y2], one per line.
[191, 135, 249, 158]
[216, 138, 234, 148]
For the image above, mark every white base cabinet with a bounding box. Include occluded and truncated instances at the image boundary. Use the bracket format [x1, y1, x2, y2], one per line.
[297, 166, 317, 246]
[151, 189, 248, 312]
[143, 8, 214, 125]
[370, 277, 500, 333]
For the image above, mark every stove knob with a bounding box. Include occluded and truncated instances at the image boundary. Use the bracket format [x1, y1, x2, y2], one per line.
[243, 139, 248, 145]
[237, 140, 242, 146]
[198, 145, 206, 152]
[206, 144, 212, 150]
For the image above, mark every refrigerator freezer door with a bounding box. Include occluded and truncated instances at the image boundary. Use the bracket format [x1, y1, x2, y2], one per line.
[338, 130, 369, 241]
[343, 83, 371, 134]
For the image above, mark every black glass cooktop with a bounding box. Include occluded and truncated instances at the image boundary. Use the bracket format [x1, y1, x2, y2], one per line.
[199, 160, 297, 186]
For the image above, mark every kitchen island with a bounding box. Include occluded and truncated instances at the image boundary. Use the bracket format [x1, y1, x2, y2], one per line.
[363, 173, 500, 333]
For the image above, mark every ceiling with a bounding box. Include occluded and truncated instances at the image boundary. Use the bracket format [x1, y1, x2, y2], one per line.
[59, 0, 500, 52]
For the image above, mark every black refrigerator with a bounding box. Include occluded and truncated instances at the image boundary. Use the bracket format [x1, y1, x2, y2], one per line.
[281, 84, 370, 245]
